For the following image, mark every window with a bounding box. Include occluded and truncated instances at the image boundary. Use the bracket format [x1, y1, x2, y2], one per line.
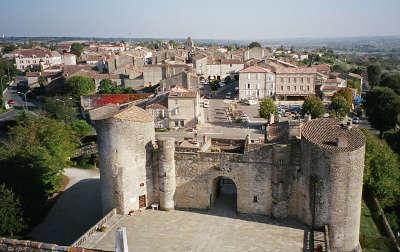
[253, 196, 258, 203]
[268, 75, 273, 81]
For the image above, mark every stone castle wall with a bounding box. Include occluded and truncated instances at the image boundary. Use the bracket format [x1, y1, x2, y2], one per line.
[172, 143, 294, 215]
[93, 108, 365, 252]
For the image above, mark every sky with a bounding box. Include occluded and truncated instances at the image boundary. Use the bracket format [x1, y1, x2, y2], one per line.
[0, 0, 399, 39]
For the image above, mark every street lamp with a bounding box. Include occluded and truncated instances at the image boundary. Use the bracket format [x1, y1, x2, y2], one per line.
[17, 90, 31, 111]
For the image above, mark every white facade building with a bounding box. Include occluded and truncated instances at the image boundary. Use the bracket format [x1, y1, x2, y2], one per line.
[15, 49, 62, 71]
[239, 66, 275, 100]
[62, 53, 76, 65]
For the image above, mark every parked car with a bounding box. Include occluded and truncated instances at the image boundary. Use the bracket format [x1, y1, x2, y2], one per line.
[352, 117, 360, 124]
[243, 99, 258, 105]
[203, 99, 209, 108]
[240, 114, 249, 122]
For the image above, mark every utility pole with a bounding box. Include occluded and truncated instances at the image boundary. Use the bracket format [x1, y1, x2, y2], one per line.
[17, 90, 31, 111]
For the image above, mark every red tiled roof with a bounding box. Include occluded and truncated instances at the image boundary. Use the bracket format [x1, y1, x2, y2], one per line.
[146, 103, 167, 110]
[15, 48, 52, 58]
[89, 94, 150, 108]
[275, 67, 317, 74]
[239, 65, 271, 73]
[168, 86, 197, 98]
[313, 64, 331, 72]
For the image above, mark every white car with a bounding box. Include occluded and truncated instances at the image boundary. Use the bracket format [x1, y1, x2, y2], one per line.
[243, 99, 258, 105]
[203, 99, 209, 108]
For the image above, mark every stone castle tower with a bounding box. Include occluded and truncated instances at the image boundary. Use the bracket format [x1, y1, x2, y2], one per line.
[91, 105, 365, 252]
[300, 118, 365, 251]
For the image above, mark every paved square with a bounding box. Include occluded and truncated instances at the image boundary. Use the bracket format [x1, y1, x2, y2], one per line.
[82, 210, 308, 252]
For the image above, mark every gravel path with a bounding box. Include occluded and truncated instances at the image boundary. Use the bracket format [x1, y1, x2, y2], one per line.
[29, 168, 102, 245]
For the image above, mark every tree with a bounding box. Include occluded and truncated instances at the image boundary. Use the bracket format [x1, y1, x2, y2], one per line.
[259, 98, 277, 119]
[330, 96, 350, 118]
[1, 43, 17, 54]
[367, 63, 382, 87]
[1, 114, 78, 197]
[38, 75, 48, 88]
[42, 96, 77, 123]
[0, 114, 78, 227]
[71, 120, 93, 139]
[301, 95, 325, 118]
[66, 76, 95, 97]
[364, 87, 400, 137]
[210, 79, 220, 91]
[332, 87, 353, 106]
[379, 71, 400, 95]
[362, 129, 400, 207]
[0, 184, 26, 237]
[347, 78, 361, 94]
[70, 43, 84, 57]
[384, 129, 400, 155]
[332, 63, 350, 74]
[98, 79, 115, 94]
[248, 42, 261, 48]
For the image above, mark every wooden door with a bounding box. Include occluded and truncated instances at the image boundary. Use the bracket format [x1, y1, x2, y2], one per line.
[139, 195, 146, 208]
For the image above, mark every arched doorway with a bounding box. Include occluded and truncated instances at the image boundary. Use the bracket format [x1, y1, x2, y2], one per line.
[210, 176, 237, 216]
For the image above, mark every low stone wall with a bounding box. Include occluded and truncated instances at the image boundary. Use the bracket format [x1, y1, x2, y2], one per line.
[0, 238, 69, 252]
[0, 237, 109, 252]
[71, 208, 117, 248]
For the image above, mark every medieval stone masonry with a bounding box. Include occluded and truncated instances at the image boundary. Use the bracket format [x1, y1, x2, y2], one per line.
[90, 104, 365, 252]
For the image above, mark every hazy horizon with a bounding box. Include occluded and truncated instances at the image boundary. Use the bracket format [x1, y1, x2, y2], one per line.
[1, 0, 399, 39]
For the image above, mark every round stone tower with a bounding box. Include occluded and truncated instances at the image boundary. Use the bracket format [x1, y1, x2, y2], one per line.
[301, 118, 365, 252]
[157, 137, 176, 210]
[90, 104, 155, 215]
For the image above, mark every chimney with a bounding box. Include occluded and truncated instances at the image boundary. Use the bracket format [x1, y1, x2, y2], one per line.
[335, 136, 348, 148]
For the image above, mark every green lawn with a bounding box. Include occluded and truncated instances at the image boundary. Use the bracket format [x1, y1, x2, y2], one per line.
[360, 200, 393, 252]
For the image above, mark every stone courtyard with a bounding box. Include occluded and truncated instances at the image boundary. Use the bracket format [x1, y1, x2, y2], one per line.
[80, 210, 309, 252]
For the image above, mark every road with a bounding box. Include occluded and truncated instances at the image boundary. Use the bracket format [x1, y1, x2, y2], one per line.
[4, 78, 36, 109]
